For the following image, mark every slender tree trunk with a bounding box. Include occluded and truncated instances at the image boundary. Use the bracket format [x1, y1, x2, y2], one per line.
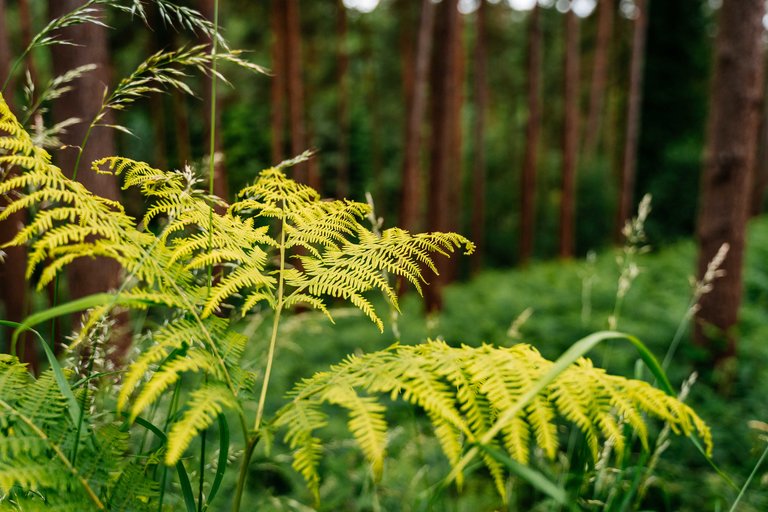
[559, 9, 580, 259]
[584, 0, 613, 156]
[615, 0, 648, 240]
[425, 0, 461, 311]
[751, 61, 768, 216]
[284, 0, 313, 187]
[199, 0, 228, 206]
[336, 0, 350, 199]
[0, 0, 33, 368]
[520, 5, 542, 266]
[48, 0, 130, 360]
[400, 0, 434, 233]
[694, 0, 766, 365]
[270, 0, 286, 164]
[470, 0, 488, 274]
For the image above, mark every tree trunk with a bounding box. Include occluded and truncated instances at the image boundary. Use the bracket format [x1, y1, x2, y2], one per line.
[470, 0, 488, 274]
[285, 0, 313, 187]
[425, 0, 462, 312]
[18, 0, 38, 86]
[48, 0, 130, 360]
[399, 0, 435, 232]
[199, 0, 228, 206]
[519, 5, 542, 266]
[615, 0, 648, 240]
[270, 0, 286, 164]
[336, 0, 350, 199]
[559, 9, 580, 259]
[0, 0, 33, 368]
[694, 0, 766, 365]
[584, 0, 613, 156]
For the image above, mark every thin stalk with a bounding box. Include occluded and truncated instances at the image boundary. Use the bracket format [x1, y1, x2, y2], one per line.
[158, 380, 183, 511]
[232, 205, 288, 512]
[728, 441, 768, 512]
[0, 399, 106, 510]
[201, 1, 220, 504]
[253, 210, 286, 433]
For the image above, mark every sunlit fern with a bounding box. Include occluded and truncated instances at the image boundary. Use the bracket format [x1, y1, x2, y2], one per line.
[0, 92, 473, 469]
[274, 339, 712, 503]
[0, 354, 158, 510]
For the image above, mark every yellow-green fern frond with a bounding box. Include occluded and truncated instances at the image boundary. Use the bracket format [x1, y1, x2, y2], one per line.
[165, 384, 237, 465]
[275, 340, 711, 499]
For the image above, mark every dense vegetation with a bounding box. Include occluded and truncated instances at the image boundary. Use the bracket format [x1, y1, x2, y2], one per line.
[1, 0, 768, 510]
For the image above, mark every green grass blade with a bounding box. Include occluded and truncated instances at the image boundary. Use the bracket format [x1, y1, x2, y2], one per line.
[476, 443, 567, 505]
[206, 414, 229, 506]
[0, 320, 80, 426]
[446, 331, 729, 490]
[133, 416, 197, 512]
[728, 441, 768, 512]
[11, 292, 158, 350]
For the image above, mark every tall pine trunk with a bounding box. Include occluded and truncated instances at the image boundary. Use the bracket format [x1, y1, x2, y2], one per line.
[584, 0, 613, 156]
[48, 0, 130, 360]
[399, 0, 434, 232]
[559, 8, 580, 259]
[520, 5, 542, 265]
[0, 0, 32, 365]
[336, 0, 350, 199]
[470, 0, 488, 274]
[615, 0, 648, 239]
[694, 0, 766, 365]
[425, 0, 461, 312]
[270, 0, 286, 164]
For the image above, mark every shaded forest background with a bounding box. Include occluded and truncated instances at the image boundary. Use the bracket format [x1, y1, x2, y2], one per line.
[1, 0, 766, 365]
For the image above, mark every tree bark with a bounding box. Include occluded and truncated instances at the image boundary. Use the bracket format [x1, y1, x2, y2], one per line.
[270, 0, 286, 164]
[615, 0, 648, 240]
[0, 0, 33, 367]
[519, 5, 542, 266]
[584, 0, 613, 156]
[470, 0, 488, 274]
[399, 0, 435, 233]
[48, 0, 130, 360]
[285, 0, 313, 187]
[559, 8, 580, 259]
[425, 0, 462, 312]
[694, 0, 766, 365]
[336, 0, 350, 199]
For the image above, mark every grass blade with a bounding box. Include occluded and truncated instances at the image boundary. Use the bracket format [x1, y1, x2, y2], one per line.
[206, 414, 229, 506]
[0, 320, 80, 426]
[475, 442, 567, 505]
[133, 415, 197, 512]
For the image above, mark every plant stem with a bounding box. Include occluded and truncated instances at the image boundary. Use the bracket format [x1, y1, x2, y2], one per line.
[232, 205, 288, 512]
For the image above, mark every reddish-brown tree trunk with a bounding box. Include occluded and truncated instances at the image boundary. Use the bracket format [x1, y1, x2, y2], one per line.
[285, 0, 313, 187]
[336, 0, 350, 199]
[399, 0, 434, 233]
[199, 0, 228, 206]
[270, 0, 286, 164]
[520, 5, 542, 266]
[615, 0, 648, 240]
[694, 0, 766, 365]
[470, 0, 488, 274]
[0, 0, 33, 367]
[559, 9, 580, 259]
[584, 0, 613, 156]
[49, 0, 130, 360]
[425, 0, 462, 312]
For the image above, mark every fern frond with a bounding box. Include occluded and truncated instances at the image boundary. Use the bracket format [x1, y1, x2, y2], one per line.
[165, 384, 237, 465]
[275, 340, 712, 498]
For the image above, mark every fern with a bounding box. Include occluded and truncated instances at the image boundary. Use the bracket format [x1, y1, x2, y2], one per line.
[274, 340, 712, 502]
[0, 355, 158, 510]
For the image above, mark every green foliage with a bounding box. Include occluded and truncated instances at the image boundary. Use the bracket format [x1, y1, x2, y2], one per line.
[0, 354, 157, 510]
[275, 339, 711, 503]
[0, 82, 715, 510]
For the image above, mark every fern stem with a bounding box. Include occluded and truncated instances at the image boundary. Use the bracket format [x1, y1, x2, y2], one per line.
[233, 205, 288, 512]
[0, 399, 106, 510]
[253, 210, 286, 433]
